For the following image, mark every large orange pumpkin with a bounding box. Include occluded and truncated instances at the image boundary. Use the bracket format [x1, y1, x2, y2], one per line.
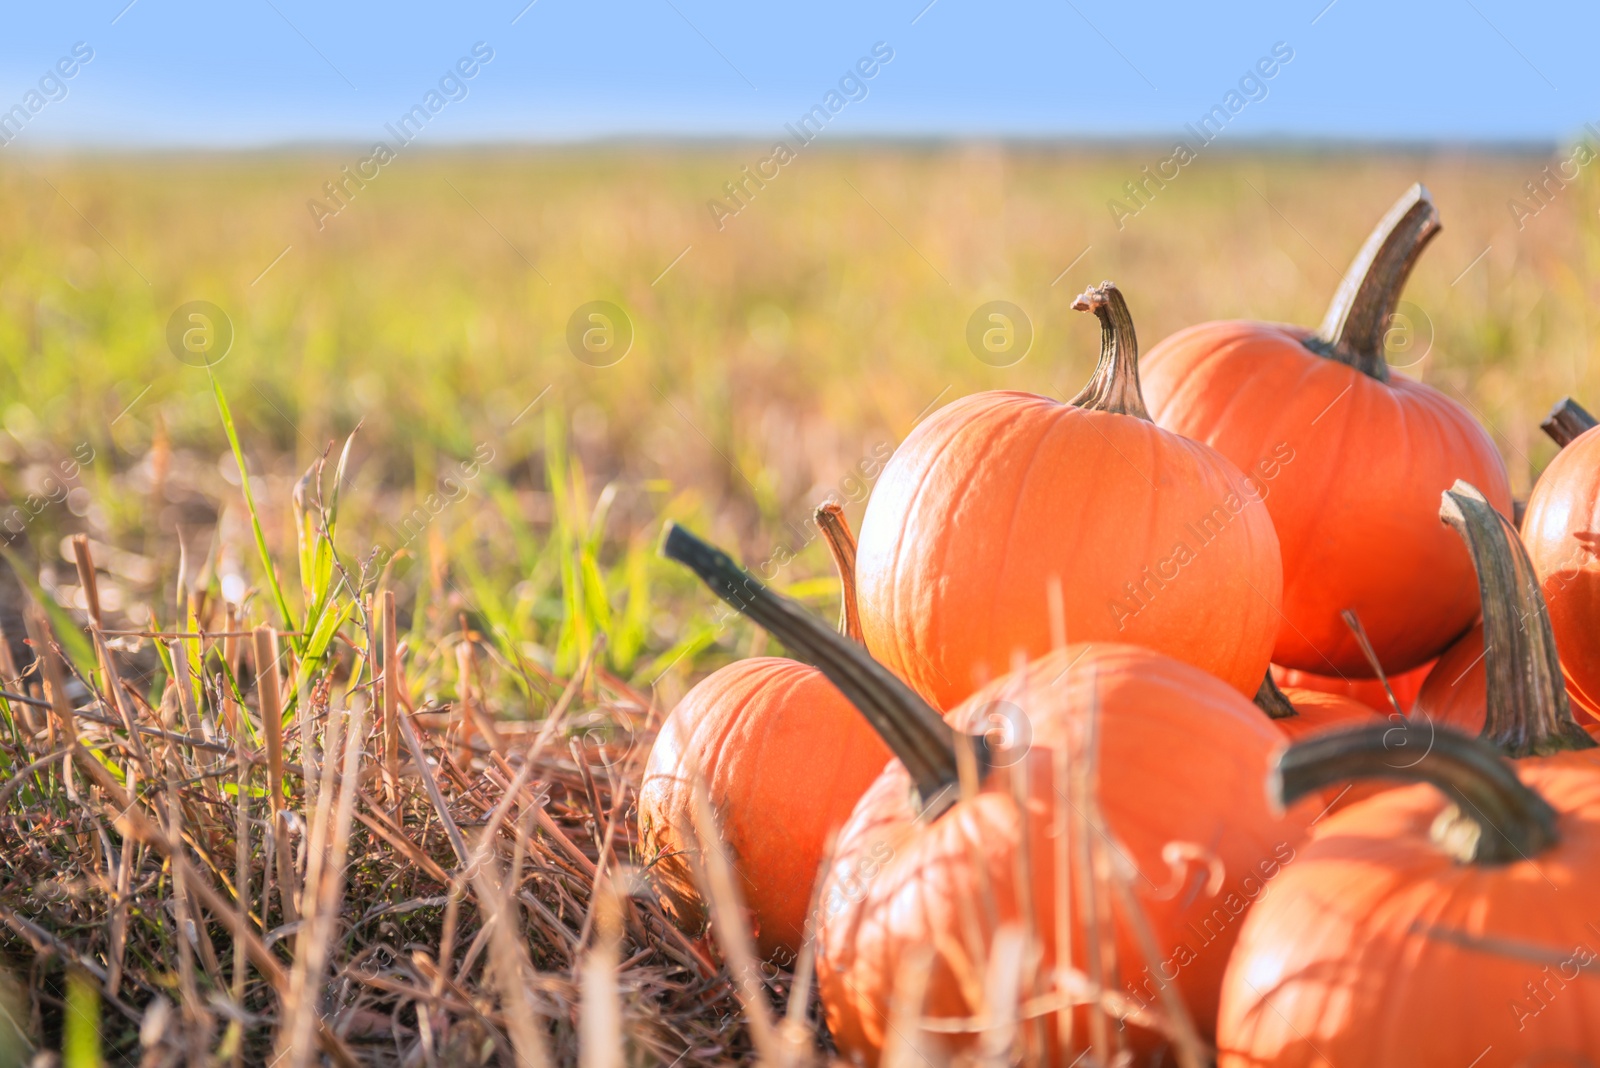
[855, 282, 1282, 709]
[1218, 725, 1600, 1066]
[1414, 482, 1597, 757]
[639, 509, 891, 958]
[663, 524, 1311, 1065]
[1140, 185, 1511, 676]
[1521, 420, 1600, 725]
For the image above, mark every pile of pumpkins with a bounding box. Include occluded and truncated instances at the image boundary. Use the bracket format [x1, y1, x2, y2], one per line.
[637, 185, 1600, 1066]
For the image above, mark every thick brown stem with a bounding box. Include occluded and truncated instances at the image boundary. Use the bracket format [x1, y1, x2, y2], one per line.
[1254, 671, 1297, 721]
[661, 523, 973, 815]
[1304, 184, 1441, 382]
[1069, 282, 1150, 421]
[1540, 397, 1597, 448]
[814, 502, 864, 644]
[1440, 481, 1597, 756]
[1276, 725, 1559, 865]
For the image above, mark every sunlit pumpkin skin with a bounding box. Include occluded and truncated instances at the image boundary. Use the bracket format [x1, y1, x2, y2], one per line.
[856, 284, 1282, 709]
[817, 643, 1313, 1065]
[1218, 730, 1600, 1067]
[1271, 660, 1432, 714]
[1522, 423, 1600, 725]
[1140, 186, 1511, 677]
[638, 657, 892, 958]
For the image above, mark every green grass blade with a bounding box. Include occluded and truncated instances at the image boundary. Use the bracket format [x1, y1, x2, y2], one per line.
[209, 369, 296, 640]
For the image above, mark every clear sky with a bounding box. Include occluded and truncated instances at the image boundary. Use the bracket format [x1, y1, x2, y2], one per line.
[0, 0, 1590, 148]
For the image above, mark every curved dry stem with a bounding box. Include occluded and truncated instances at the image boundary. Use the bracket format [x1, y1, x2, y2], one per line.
[1276, 725, 1559, 865]
[661, 523, 974, 815]
[1540, 397, 1597, 448]
[1254, 671, 1297, 721]
[1340, 608, 1406, 717]
[1304, 183, 1440, 382]
[814, 502, 863, 644]
[1440, 481, 1597, 756]
[1069, 282, 1151, 421]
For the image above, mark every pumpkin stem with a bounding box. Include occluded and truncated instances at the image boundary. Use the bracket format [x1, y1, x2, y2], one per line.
[1540, 396, 1597, 448]
[660, 522, 973, 815]
[1340, 609, 1407, 717]
[1275, 724, 1559, 865]
[1254, 671, 1297, 721]
[814, 502, 864, 644]
[1304, 183, 1441, 383]
[1069, 282, 1151, 421]
[1439, 481, 1597, 756]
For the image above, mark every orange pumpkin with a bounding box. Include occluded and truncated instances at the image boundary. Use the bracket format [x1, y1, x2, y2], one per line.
[663, 524, 1312, 1065]
[1270, 660, 1432, 715]
[1254, 672, 1383, 812]
[1255, 673, 1379, 742]
[1218, 725, 1600, 1066]
[639, 508, 891, 958]
[855, 282, 1282, 709]
[1140, 185, 1511, 677]
[1521, 420, 1600, 725]
[1414, 482, 1596, 757]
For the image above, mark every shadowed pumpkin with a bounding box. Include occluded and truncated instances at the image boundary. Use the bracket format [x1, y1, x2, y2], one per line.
[1218, 725, 1600, 1066]
[662, 524, 1311, 1067]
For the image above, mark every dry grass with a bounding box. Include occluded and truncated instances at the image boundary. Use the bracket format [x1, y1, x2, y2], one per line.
[0, 530, 779, 1067]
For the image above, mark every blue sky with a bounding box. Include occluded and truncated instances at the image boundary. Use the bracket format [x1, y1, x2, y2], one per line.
[0, 0, 1590, 148]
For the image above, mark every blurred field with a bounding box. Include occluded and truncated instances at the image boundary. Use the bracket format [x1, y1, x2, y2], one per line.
[0, 145, 1597, 1062]
[0, 146, 1595, 690]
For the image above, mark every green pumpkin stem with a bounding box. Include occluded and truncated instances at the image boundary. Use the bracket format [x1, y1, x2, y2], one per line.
[1304, 183, 1441, 383]
[814, 502, 865, 644]
[1440, 481, 1597, 756]
[661, 522, 972, 815]
[1276, 725, 1559, 865]
[1254, 671, 1298, 721]
[1540, 396, 1597, 448]
[1069, 282, 1151, 421]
